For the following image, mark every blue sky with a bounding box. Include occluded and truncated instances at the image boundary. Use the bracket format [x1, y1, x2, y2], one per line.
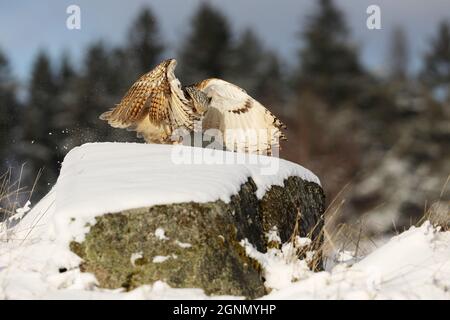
[1, 0, 449, 82]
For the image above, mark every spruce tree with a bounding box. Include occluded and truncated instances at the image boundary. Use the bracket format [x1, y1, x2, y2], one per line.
[0, 49, 18, 171]
[58, 52, 76, 85]
[179, 3, 232, 84]
[297, 0, 363, 103]
[127, 7, 164, 75]
[20, 51, 59, 197]
[421, 21, 450, 101]
[226, 29, 285, 110]
[53, 53, 80, 156]
[74, 42, 137, 144]
[228, 29, 266, 95]
[388, 26, 409, 82]
[74, 42, 114, 143]
[254, 51, 285, 109]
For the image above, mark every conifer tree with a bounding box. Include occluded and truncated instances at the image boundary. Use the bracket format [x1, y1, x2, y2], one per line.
[228, 29, 266, 95]
[421, 21, 450, 101]
[127, 7, 164, 75]
[254, 51, 285, 109]
[0, 49, 18, 171]
[179, 3, 232, 84]
[20, 51, 59, 197]
[388, 26, 409, 82]
[74, 42, 137, 145]
[297, 0, 363, 103]
[53, 53, 80, 156]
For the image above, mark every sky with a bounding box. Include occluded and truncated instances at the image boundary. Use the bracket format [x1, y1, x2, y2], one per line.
[1, 0, 450, 83]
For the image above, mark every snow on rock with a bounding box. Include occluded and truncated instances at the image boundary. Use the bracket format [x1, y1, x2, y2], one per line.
[154, 228, 169, 241]
[241, 238, 313, 291]
[15, 143, 319, 246]
[266, 226, 282, 243]
[130, 252, 143, 267]
[56, 142, 319, 217]
[152, 256, 171, 263]
[175, 240, 192, 249]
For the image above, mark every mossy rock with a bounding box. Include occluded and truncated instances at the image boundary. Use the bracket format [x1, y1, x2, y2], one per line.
[70, 177, 325, 298]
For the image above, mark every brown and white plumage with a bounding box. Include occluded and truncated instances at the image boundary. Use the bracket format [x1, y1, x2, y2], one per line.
[99, 59, 196, 143]
[187, 78, 287, 154]
[100, 59, 287, 155]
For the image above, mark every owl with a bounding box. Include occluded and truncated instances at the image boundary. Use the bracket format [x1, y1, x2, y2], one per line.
[100, 59, 287, 155]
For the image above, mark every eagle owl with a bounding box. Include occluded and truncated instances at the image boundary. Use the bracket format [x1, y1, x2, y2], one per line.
[100, 59, 287, 155]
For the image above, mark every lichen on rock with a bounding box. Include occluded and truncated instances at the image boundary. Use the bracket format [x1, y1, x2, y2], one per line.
[70, 176, 325, 298]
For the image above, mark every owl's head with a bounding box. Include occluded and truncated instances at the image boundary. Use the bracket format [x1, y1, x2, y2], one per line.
[184, 86, 211, 114]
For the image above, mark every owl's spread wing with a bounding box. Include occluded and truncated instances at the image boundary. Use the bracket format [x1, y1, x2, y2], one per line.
[197, 78, 287, 154]
[99, 59, 195, 134]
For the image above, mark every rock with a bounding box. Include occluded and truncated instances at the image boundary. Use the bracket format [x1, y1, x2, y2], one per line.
[71, 176, 325, 298]
[30, 143, 325, 298]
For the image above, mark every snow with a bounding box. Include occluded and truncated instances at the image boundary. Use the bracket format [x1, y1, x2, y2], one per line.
[266, 226, 282, 243]
[7, 201, 31, 222]
[152, 256, 171, 263]
[336, 250, 356, 263]
[22, 142, 318, 247]
[155, 228, 169, 241]
[241, 238, 312, 290]
[3, 217, 448, 299]
[295, 237, 312, 248]
[0, 143, 449, 299]
[130, 252, 143, 266]
[262, 222, 450, 299]
[175, 240, 192, 249]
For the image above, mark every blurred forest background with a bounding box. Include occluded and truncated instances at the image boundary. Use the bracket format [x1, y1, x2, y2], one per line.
[0, 0, 449, 236]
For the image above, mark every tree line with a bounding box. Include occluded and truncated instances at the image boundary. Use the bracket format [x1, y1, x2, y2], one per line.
[0, 0, 449, 205]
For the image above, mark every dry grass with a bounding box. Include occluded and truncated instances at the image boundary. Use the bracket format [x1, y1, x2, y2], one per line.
[297, 183, 362, 270]
[291, 174, 450, 273]
[0, 166, 41, 233]
[416, 174, 450, 231]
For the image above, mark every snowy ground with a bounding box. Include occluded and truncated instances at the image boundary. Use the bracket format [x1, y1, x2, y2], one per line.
[0, 143, 449, 300]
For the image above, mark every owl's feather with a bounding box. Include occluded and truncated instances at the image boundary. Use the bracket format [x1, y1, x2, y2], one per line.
[99, 59, 195, 142]
[100, 60, 287, 154]
[193, 78, 287, 154]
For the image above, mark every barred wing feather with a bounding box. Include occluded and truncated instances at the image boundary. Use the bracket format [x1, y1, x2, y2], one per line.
[198, 79, 287, 154]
